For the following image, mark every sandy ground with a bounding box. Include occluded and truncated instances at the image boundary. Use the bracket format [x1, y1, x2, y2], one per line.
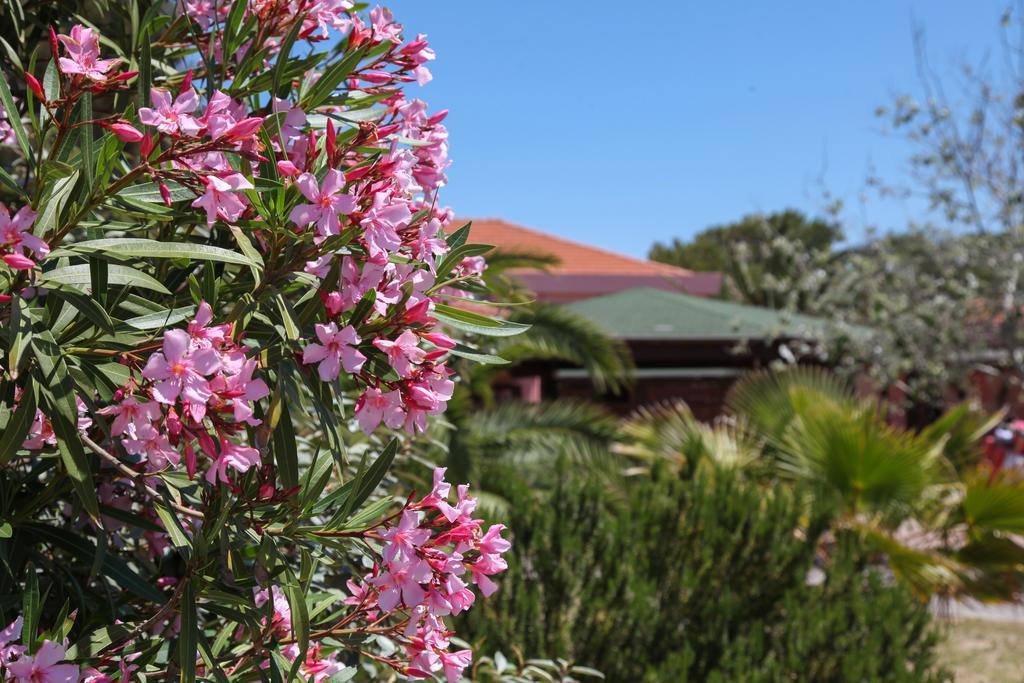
[937, 618, 1024, 683]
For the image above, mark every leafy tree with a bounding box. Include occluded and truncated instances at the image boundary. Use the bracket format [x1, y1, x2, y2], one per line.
[648, 209, 842, 309]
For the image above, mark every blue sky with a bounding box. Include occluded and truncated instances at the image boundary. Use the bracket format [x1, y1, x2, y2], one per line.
[394, 1, 1010, 257]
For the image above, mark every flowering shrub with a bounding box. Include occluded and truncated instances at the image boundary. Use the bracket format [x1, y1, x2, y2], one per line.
[0, 2, 517, 680]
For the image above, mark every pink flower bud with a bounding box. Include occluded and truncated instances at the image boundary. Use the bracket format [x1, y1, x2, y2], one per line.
[2, 253, 35, 270]
[180, 69, 193, 94]
[360, 70, 394, 84]
[108, 122, 144, 142]
[421, 332, 456, 349]
[158, 182, 173, 207]
[224, 117, 264, 140]
[140, 134, 154, 158]
[25, 73, 45, 101]
[276, 160, 299, 177]
[326, 119, 336, 161]
[48, 27, 60, 68]
[428, 109, 449, 126]
[114, 70, 139, 82]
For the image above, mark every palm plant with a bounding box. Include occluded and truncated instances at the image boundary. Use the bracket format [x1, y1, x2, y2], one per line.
[437, 247, 633, 484]
[720, 368, 1024, 600]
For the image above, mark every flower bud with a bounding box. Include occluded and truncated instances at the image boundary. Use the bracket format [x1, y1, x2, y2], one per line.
[2, 253, 34, 270]
[25, 73, 45, 101]
[108, 122, 144, 142]
[276, 159, 299, 176]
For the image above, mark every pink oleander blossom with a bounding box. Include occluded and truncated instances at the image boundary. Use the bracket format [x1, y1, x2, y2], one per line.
[142, 328, 221, 419]
[0, 616, 25, 666]
[373, 330, 425, 378]
[289, 169, 356, 238]
[139, 87, 203, 136]
[0, 205, 47, 270]
[192, 173, 253, 226]
[57, 25, 121, 81]
[97, 396, 161, 438]
[7, 639, 78, 683]
[355, 386, 405, 434]
[206, 438, 260, 485]
[302, 322, 366, 380]
[254, 585, 292, 638]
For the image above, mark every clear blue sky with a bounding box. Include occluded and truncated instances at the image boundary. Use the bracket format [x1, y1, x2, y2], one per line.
[394, 1, 1010, 257]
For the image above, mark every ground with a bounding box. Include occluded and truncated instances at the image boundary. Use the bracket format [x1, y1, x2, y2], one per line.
[938, 618, 1024, 682]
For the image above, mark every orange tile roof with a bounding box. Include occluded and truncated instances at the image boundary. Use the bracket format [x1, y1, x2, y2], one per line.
[448, 218, 696, 277]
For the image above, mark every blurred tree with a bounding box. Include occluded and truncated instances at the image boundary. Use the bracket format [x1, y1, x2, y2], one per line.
[648, 209, 842, 309]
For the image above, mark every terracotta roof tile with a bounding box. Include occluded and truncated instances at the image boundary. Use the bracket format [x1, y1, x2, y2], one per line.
[447, 218, 695, 276]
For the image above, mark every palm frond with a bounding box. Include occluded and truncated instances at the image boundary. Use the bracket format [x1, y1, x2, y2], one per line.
[780, 402, 941, 517]
[725, 367, 857, 445]
[920, 402, 1006, 474]
[617, 400, 760, 475]
[465, 400, 619, 468]
[496, 304, 634, 394]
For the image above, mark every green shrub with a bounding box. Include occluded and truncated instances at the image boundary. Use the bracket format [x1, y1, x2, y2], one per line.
[462, 466, 950, 681]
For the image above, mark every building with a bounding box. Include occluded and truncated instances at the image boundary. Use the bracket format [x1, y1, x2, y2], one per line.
[456, 218, 721, 302]
[455, 219, 835, 417]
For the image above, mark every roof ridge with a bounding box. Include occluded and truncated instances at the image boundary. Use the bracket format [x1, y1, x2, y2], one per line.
[453, 218, 695, 276]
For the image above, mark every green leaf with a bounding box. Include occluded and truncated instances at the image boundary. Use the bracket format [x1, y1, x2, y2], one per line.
[123, 305, 196, 330]
[0, 379, 35, 464]
[0, 73, 30, 159]
[283, 575, 309, 681]
[42, 59, 59, 101]
[302, 44, 369, 110]
[39, 264, 171, 294]
[6, 296, 33, 379]
[179, 581, 198, 683]
[116, 181, 195, 203]
[433, 304, 531, 337]
[153, 498, 193, 554]
[22, 566, 40, 654]
[271, 8, 306, 98]
[336, 438, 399, 523]
[0, 523, 11, 538]
[25, 523, 165, 603]
[79, 91, 94, 191]
[30, 325, 101, 521]
[47, 284, 115, 334]
[34, 170, 80, 236]
[272, 400, 299, 490]
[63, 238, 261, 267]
[446, 343, 509, 365]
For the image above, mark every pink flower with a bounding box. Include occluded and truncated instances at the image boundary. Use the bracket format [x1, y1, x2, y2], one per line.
[0, 205, 47, 267]
[379, 510, 431, 565]
[217, 358, 270, 425]
[254, 585, 292, 638]
[122, 424, 181, 471]
[139, 87, 203, 136]
[142, 328, 221, 419]
[369, 558, 432, 612]
[97, 396, 160, 438]
[289, 170, 356, 238]
[478, 524, 511, 557]
[373, 330, 425, 378]
[0, 616, 25, 666]
[440, 649, 472, 683]
[188, 301, 232, 348]
[205, 439, 260, 485]
[192, 173, 253, 226]
[57, 25, 121, 81]
[7, 639, 78, 683]
[355, 386, 405, 434]
[302, 323, 366, 381]
[360, 192, 409, 258]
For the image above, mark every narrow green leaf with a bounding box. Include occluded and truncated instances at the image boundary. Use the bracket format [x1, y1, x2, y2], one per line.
[42, 59, 59, 102]
[272, 400, 299, 489]
[116, 181, 194, 203]
[0, 73, 30, 159]
[336, 438, 399, 523]
[153, 499, 193, 554]
[39, 264, 171, 294]
[179, 581, 198, 683]
[446, 343, 509, 365]
[22, 566, 40, 654]
[283, 575, 308, 682]
[0, 379, 35, 464]
[122, 305, 196, 330]
[47, 284, 115, 334]
[433, 304, 531, 337]
[34, 170, 80, 235]
[80, 91, 94, 190]
[64, 237, 261, 267]
[6, 297, 33, 378]
[271, 14, 307, 99]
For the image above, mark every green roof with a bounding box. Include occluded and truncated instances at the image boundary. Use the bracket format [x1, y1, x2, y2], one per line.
[565, 287, 837, 341]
